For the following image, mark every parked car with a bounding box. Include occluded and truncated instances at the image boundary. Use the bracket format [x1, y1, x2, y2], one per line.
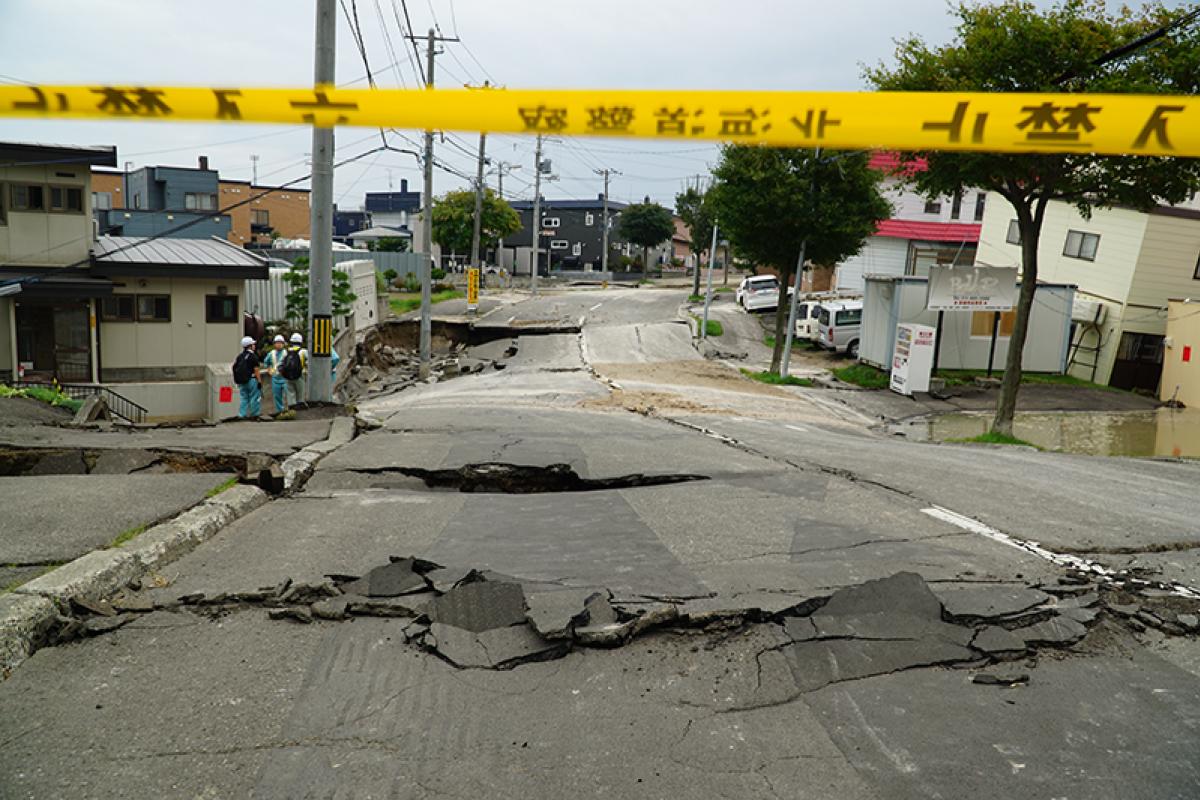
[817, 300, 864, 357]
[793, 302, 821, 341]
[736, 275, 788, 312]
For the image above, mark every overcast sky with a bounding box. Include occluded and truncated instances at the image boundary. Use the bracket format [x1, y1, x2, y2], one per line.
[1, 0, 1165, 208]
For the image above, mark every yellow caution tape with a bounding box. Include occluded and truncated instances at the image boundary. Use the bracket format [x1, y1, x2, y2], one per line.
[2, 85, 1198, 157]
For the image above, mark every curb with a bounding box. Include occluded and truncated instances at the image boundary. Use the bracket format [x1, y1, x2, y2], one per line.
[1, 484, 269, 679]
[280, 415, 355, 490]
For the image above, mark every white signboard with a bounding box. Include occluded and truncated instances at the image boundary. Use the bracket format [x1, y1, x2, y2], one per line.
[890, 323, 937, 396]
[926, 265, 1018, 311]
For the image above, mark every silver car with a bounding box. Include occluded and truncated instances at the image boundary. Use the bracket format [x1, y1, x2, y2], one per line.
[736, 275, 782, 312]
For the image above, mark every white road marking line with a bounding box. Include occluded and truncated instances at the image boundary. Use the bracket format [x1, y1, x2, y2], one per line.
[578, 315, 586, 327]
[921, 505, 1200, 599]
[589, 302, 603, 311]
[785, 424, 809, 433]
[507, 315, 516, 323]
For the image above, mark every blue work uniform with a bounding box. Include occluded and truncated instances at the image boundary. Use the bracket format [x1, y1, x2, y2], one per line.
[262, 348, 289, 412]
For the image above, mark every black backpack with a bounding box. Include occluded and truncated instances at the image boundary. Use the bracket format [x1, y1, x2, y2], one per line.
[280, 348, 303, 380]
[232, 350, 256, 385]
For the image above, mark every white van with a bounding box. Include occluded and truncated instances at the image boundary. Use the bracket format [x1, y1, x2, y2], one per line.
[817, 300, 864, 357]
[793, 302, 821, 341]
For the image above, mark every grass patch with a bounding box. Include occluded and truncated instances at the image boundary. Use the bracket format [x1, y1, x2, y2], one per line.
[947, 431, 1042, 449]
[832, 363, 890, 389]
[714, 286, 734, 294]
[0, 383, 83, 413]
[205, 476, 239, 498]
[688, 293, 704, 303]
[763, 334, 812, 351]
[740, 369, 814, 387]
[935, 369, 1122, 392]
[388, 289, 465, 315]
[1, 563, 64, 594]
[110, 524, 147, 548]
[690, 315, 724, 337]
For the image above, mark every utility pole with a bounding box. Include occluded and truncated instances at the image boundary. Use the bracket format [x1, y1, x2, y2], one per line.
[306, 0, 335, 402]
[494, 161, 520, 277]
[595, 168, 619, 274]
[469, 133, 487, 270]
[530, 134, 543, 295]
[403, 27, 458, 378]
[418, 29, 436, 377]
[781, 147, 821, 379]
[250, 154, 259, 185]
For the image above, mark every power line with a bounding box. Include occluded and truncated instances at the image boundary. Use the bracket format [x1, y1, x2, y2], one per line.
[395, 0, 428, 84]
[370, 0, 409, 88]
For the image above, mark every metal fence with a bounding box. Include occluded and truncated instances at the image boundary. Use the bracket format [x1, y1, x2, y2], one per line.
[260, 248, 422, 277]
[14, 381, 147, 424]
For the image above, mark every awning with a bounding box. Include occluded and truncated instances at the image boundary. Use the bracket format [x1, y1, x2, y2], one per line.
[0, 269, 114, 299]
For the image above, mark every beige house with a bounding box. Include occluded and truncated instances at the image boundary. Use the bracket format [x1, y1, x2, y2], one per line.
[977, 193, 1200, 393]
[1161, 298, 1200, 407]
[1, 141, 268, 421]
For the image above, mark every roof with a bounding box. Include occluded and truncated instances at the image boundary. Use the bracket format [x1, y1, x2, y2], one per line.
[0, 141, 117, 168]
[91, 235, 269, 279]
[868, 151, 928, 177]
[509, 199, 629, 211]
[875, 220, 981, 243]
[347, 226, 413, 240]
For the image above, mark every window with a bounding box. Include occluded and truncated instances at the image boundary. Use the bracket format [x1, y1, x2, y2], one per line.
[550, 240, 569, 250]
[974, 193, 987, 222]
[10, 184, 45, 211]
[1117, 332, 1163, 364]
[585, 213, 594, 226]
[206, 294, 238, 323]
[184, 192, 217, 211]
[136, 294, 171, 322]
[1006, 219, 1022, 245]
[572, 242, 582, 256]
[924, 198, 942, 215]
[133, 193, 142, 210]
[48, 186, 84, 213]
[542, 216, 560, 228]
[970, 310, 1017, 337]
[950, 192, 963, 220]
[93, 191, 113, 211]
[100, 295, 135, 321]
[1063, 230, 1100, 261]
[251, 209, 270, 226]
[835, 308, 862, 326]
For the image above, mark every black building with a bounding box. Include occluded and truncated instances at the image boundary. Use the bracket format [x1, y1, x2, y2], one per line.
[365, 180, 422, 231]
[507, 196, 630, 271]
[332, 204, 369, 243]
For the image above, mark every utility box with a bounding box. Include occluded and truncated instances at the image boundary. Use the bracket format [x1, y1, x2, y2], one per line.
[890, 323, 936, 396]
[205, 362, 239, 421]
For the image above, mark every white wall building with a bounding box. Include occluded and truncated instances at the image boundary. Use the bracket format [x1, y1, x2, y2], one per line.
[976, 192, 1200, 392]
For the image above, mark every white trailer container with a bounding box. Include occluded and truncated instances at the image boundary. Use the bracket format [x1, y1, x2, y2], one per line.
[860, 275, 1075, 374]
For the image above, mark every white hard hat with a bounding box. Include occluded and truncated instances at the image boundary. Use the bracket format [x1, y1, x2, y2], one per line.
[290, 333, 303, 344]
[240, 336, 255, 347]
[273, 334, 286, 343]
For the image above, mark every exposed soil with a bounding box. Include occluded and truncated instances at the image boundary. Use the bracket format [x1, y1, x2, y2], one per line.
[592, 360, 797, 399]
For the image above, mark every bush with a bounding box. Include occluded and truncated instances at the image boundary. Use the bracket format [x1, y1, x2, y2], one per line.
[383, 269, 398, 281]
[832, 363, 890, 389]
[431, 267, 447, 280]
[402, 273, 420, 293]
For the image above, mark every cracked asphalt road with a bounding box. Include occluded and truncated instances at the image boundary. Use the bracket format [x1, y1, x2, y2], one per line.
[3, 286, 1200, 799]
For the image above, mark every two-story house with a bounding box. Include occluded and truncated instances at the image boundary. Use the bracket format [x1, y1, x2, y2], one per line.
[2, 141, 268, 421]
[977, 192, 1200, 393]
[503, 196, 678, 274]
[819, 153, 984, 294]
[365, 182, 422, 231]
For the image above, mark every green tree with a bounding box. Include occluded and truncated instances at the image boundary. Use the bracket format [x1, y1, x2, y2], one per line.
[431, 189, 521, 258]
[371, 237, 409, 252]
[283, 256, 357, 332]
[675, 186, 716, 296]
[867, 1, 1200, 435]
[712, 145, 891, 373]
[618, 202, 675, 276]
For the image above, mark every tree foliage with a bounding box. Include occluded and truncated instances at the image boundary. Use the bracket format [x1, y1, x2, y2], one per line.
[371, 237, 409, 252]
[867, 0, 1200, 434]
[712, 145, 890, 372]
[618, 202, 675, 272]
[431, 189, 521, 256]
[283, 256, 357, 329]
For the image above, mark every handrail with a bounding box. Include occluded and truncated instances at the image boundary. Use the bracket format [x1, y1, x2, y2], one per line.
[13, 381, 148, 424]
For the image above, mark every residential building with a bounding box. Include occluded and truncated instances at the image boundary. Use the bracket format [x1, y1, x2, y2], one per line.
[93, 156, 231, 240]
[91, 167, 125, 211]
[2, 141, 268, 421]
[365, 182, 421, 231]
[977, 193, 1200, 393]
[1161, 298, 1200, 408]
[506, 196, 665, 274]
[333, 205, 370, 243]
[219, 178, 310, 247]
[830, 153, 984, 295]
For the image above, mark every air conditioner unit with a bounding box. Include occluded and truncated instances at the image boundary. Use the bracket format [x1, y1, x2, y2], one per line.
[1071, 297, 1107, 325]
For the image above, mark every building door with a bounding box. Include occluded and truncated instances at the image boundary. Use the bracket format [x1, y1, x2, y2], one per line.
[14, 300, 92, 383]
[1111, 332, 1163, 394]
